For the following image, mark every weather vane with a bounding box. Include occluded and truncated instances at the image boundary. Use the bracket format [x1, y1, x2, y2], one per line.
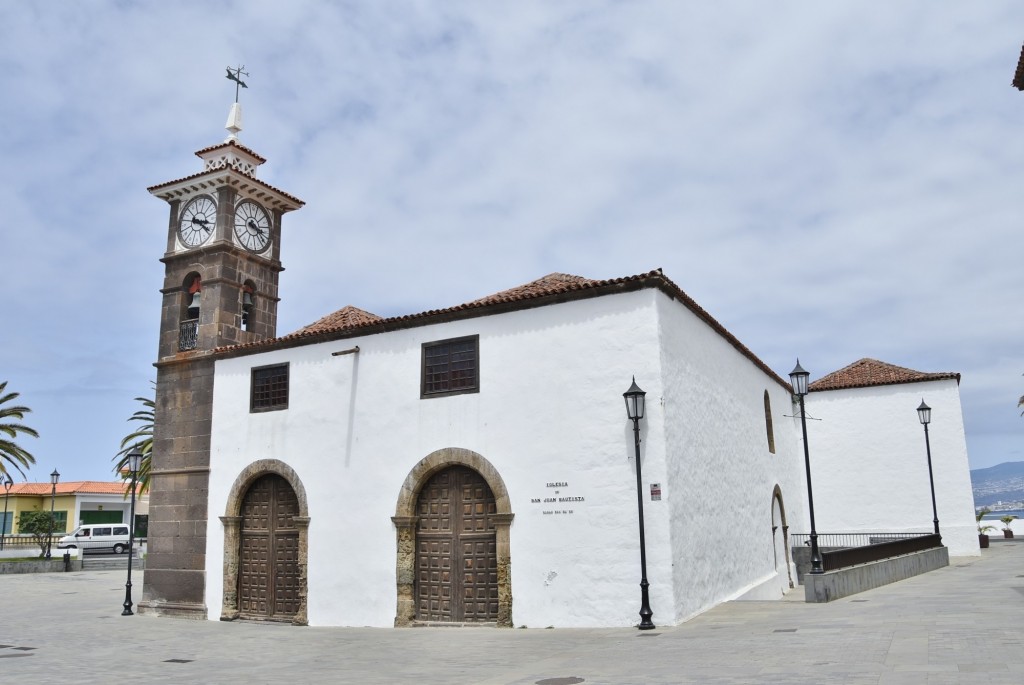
[226, 65, 249, 103]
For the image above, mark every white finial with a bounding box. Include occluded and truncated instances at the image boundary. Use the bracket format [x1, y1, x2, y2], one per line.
[225, 102, 243, 142]
[224, 65, 249, 142]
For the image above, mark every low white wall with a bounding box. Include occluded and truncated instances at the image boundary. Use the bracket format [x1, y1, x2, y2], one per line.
[801, 379, 978, 558]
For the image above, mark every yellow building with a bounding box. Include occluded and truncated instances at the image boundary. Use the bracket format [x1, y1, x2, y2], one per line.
[1, 481, 147, 538]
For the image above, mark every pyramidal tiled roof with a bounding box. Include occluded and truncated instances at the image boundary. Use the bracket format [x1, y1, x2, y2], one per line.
[7, 481, 138, 496]
[809, 358, 960, 392]
[466, 273, 600, 306]
[295, 305, 383, 335]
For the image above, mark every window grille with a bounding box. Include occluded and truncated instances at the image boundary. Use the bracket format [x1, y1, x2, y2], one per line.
[251, 363, 289, 412]
[422, 336, 479, 397]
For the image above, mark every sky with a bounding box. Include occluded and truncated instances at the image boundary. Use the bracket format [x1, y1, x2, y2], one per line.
[1, 1, 1021, 483]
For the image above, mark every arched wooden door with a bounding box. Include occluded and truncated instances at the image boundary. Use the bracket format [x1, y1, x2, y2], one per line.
[416, 466, 498, 622]
[238, 474, 300, 621]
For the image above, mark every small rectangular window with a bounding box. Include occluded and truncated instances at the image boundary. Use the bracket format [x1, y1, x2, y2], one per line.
[251, 363, 289, 412]
[421, 335, 479, 398]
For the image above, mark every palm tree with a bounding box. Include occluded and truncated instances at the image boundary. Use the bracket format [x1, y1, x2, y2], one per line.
[113, 391, 154, 495]
[0, 380, 39, 479]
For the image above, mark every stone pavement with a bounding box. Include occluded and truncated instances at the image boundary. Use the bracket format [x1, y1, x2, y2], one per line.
[2, 542, 1023, 685]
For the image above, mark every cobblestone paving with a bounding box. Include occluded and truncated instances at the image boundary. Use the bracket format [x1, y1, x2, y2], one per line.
[2, 543, 1023, 684]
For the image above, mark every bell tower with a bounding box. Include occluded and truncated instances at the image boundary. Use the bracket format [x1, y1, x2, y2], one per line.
[140, 71, 304, 619]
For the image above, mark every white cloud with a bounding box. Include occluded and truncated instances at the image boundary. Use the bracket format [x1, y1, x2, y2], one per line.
[0, 1, 1021, 481]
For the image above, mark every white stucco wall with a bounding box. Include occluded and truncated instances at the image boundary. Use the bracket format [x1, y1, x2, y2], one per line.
[655, 295, 805, 622]
[801, 378, 977, 557]
[201, 284, 973, 628]
[207, 289, 681, 628]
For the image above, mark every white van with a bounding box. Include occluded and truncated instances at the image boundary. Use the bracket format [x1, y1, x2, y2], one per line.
[57, 524, 132, 554]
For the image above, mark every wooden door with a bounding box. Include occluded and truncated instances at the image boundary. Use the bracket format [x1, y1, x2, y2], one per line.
[239, 474, 300, 620]
[416, 466, 498, 622]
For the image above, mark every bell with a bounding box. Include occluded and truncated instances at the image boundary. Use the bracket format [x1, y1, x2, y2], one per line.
[187, 291, 201, 317]
[242, 291, 254, 312]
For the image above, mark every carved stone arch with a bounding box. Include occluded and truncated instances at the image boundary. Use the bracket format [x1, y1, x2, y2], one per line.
[392, 447, 514, 627]
[771, 485, 793, 589]
[220, 459, 310, 625]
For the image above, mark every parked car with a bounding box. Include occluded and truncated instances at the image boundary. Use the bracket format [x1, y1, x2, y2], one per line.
[57, 524, 132, 554]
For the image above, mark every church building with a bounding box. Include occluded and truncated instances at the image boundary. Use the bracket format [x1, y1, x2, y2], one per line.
[138, 103, 976, 628]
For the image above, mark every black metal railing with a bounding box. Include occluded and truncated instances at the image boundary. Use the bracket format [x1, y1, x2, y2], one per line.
[790, 531, 932, 550]
[179, 319, 198, 351]
[790, 532, 942, 573]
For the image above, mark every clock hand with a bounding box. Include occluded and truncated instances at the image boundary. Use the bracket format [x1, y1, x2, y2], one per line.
[191, 217, 212, 231]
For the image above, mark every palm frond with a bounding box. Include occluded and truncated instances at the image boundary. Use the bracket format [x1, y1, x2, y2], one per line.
[0, 381, 38, 479]
[113, 388, 155, 495]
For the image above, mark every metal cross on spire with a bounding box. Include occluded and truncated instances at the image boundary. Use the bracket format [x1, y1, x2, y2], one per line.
[226, 65, 249, 103]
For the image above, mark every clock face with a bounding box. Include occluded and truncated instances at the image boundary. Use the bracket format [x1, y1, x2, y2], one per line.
[178, 196, 216, 248]
[234, 201, 271, 252]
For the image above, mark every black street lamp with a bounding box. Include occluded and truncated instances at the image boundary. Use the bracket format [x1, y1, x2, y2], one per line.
[790, 361, 823, 575]
[1, 475, 12, 551]
[46, 469, 59, 559]
[623, 377, 655, 630]
[917, 400, 941, 541]
[122, 446, 143, 616]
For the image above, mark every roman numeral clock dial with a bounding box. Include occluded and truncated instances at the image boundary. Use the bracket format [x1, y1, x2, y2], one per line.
[234, 200, 271, 252]
[178, 196, 216, 248]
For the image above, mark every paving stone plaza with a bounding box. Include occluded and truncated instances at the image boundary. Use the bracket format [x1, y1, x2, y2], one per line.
[2, 542, 1023, 684]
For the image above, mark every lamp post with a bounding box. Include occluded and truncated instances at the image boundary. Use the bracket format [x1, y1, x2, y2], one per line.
[46, 469, 59, 559]
[917, 400, 941, 540]
[623, 377, 655, 630]
[122, 446, 143, 616]
[790, 361, 823, 574]
[2, 475, 12, 551]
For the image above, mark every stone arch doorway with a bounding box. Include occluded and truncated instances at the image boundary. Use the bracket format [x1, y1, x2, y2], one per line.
[393, 448, 514, 626]
[220, 459, 310, 625]
[771, 485, 794, 589]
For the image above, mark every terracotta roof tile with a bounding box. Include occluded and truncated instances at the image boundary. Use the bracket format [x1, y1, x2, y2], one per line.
[194, 139, 267, 164]
[466, 273, 600, 306]
[809, 358, 960, 392]
[295, 305, 382, 334]
[147, 167, 304, 208]
[7, 481, 139, 496]
[213, 268, 792, 390]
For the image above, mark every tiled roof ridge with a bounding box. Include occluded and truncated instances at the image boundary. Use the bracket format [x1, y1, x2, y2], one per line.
[295, 305, 383, 335]
[7, 480, 137, 495]
[215, 270, 657, 354]
[809, 357, 960, 392]
[465, 272, 601, 306]
[194, 139, 267, 163]
[146, 166, 305, 207]
[212, 268, 792, 389]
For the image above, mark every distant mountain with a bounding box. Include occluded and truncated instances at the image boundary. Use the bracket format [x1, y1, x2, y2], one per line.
[971, 462, 1024, 508]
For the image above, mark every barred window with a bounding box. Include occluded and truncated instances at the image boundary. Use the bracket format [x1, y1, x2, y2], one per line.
[251, 363, 289, 412]
[421, 335, 479, 398]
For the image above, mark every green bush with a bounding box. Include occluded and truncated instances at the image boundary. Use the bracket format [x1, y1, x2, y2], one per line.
[16, 511, 56, 557]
